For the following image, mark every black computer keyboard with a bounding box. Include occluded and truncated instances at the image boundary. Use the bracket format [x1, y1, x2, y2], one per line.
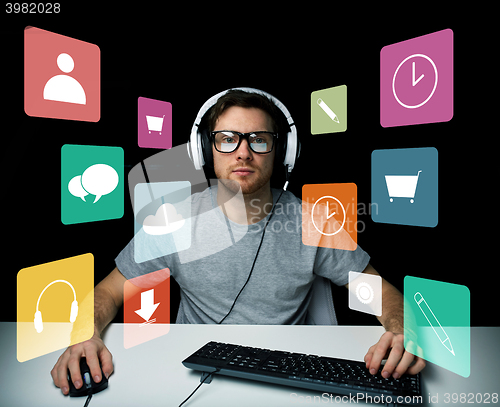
[182, 341, 422, 405]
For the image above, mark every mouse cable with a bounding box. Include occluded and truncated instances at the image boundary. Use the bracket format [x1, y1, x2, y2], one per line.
[82, 372, 93, 407]
[178, 369, 219, 407]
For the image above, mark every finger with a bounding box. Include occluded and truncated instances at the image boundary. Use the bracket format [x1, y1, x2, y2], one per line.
[67, 354, 83, 389]
[368, 332, 393, 375]
[381, 339, 405, 378]
[364, 344, 376, 368]
[50, 353, 64, 387]
[85, 351, 102, 383]
[392, 349, 415, 379]
[55, 352, 72, 395]
[99, 347, 114, 379]
[407, 356, 426, 375]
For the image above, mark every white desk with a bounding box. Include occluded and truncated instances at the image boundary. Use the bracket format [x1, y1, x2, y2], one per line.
[0, 323, 498, 406]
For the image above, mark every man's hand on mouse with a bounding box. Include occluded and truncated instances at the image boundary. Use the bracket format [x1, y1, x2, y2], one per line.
[51, 332, 113, 395]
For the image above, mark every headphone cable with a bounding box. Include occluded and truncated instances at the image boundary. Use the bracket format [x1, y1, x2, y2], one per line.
[217, 169, 289, 325]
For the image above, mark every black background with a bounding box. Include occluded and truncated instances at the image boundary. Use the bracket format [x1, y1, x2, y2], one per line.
[5, 6, 491, 327]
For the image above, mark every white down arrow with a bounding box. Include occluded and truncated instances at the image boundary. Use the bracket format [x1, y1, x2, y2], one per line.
[134, 289, 160, 322]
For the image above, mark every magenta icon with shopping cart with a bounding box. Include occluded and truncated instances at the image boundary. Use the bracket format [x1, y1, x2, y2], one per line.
[138, 97, 172, 149]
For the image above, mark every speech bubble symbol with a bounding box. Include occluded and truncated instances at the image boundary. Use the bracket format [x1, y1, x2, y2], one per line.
[68, 175, 89, 202]
[81, 164, 119, 203]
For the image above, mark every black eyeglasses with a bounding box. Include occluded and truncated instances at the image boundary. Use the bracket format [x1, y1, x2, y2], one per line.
[210, 131, 278, 154]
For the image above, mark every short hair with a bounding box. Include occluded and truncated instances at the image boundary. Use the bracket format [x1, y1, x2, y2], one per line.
[205, 89, 288, 134]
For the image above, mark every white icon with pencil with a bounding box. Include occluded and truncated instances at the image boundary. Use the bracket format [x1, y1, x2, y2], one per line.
[414, 292, 455, 356]
[317, 98, 340, 123]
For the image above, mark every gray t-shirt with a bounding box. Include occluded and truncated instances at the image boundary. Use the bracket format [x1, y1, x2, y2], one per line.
[115, 187, 370, 325]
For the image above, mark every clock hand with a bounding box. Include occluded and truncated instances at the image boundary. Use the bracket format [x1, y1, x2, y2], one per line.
[326, 201, 336, 220]
[412, 61, 424, 87]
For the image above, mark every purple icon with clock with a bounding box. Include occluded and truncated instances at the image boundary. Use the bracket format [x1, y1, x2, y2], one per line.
[380, 29, 453, 128]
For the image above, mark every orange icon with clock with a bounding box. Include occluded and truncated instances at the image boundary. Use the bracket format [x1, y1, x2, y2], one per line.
[302, 183, 357, 251]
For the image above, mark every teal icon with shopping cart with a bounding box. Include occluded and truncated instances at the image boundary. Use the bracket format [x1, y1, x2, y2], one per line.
[371, 147, 438, 227]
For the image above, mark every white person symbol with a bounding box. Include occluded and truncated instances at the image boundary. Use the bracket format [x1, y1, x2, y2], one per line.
[43, 53, 86, 105]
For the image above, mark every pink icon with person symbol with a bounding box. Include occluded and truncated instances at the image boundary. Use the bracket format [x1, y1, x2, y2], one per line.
[43, 53, 86, 105]
[25, 27, 100, 122]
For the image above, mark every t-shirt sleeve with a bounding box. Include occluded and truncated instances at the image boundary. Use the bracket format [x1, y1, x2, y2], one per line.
[312, 244, 370, 287]
[115, 235, 170, 280]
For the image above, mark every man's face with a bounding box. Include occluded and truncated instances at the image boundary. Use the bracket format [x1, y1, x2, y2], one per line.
[212, 106, 276, 195]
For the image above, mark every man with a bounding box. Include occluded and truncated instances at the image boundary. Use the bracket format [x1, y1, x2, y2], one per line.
[51, 89, 425, 395]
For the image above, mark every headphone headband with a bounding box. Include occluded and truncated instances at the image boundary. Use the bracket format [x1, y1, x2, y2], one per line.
[34, 279, 78, 333]
[188, 87, 299, 172]
[36, 279, 77, 310]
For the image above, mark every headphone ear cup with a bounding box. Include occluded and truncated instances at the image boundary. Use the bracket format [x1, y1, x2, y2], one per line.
[274, 132, 287, 166]
[70, 300, 79, 323]
[276, 130, 300, 169]
[283, 126, 299, 170]
[200, 127, 213, 169]
[34, 310, 43, 333]
[189, 126, 204, 170]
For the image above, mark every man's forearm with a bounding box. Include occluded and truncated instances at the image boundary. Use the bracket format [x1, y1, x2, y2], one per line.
[69, 284, 118, 344]
[378, 279, 404, 334]
[361, 264, 405, 333]
[94, 285, 119, 336]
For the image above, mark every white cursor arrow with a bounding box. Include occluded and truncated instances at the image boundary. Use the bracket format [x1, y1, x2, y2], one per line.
[134, 289, 160, 322]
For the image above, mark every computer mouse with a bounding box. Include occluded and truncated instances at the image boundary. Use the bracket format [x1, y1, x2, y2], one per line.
[68, 357, 108, 397]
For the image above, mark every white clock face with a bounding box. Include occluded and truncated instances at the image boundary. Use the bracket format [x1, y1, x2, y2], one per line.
[311, 196, 346, 236]
[392, 53, 438, 109]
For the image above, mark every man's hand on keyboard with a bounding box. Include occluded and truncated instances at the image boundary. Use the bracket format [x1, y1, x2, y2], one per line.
[364, 331, 425, 380]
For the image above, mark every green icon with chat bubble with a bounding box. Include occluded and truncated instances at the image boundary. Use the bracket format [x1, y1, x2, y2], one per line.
[61, 144, 124, 225]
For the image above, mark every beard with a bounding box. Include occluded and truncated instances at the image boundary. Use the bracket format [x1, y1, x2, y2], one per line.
[214, 164, 273, 196]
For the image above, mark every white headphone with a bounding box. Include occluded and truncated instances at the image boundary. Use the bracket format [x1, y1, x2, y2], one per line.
[34, 279, 78, 333]
[187, 87, 300, 173]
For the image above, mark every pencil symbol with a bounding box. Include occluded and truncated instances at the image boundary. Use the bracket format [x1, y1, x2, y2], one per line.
[317, 98, 340, 123]
[414, 292, 455, 356]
